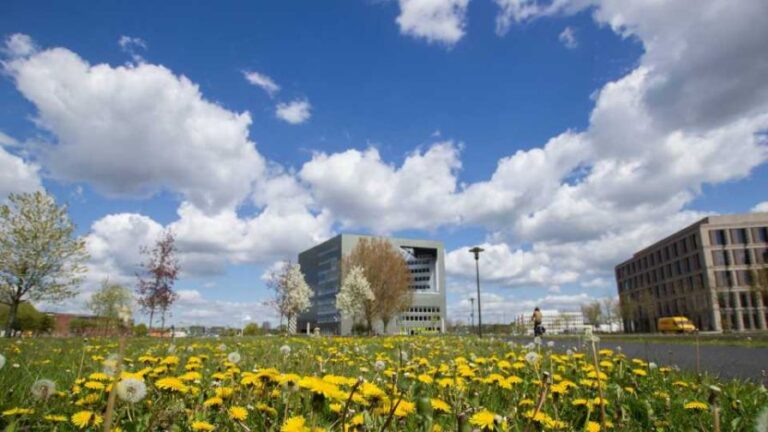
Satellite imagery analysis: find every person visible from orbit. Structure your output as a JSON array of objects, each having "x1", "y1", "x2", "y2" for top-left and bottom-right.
[{"x1": 531, "y1": 307, "x2": 545, "y2": 337}]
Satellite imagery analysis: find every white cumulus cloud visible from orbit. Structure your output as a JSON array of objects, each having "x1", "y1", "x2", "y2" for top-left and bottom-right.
[
  {"x1": 275, "y1": 99, "x2": 312, "y2": 124},
  {"x1": 243, "y1": 70, "x2": 280, "y2": 97},
  {"x1": 396, "y1": 0, "x2": 470, "y2": 45}
]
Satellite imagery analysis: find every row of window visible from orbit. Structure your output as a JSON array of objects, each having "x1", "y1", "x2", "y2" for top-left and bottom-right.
[
  {"x1": 710, "y1": 227, "x2": 768, "y2": 246},
  {"x1": 718, "y1": 291, "x2": 766, "y2": 309},
  {"x1": 410, "y1": 284, "x2": 433, "y2": 290},
  {"x1": 410, "y1": 268, "x2": 431, "y2": 273},
  {"x1": 401, "y1": 315, "x2": 441, "y2": 322},
  {"x1": 712, "y1": 248, "x2": 768, "y2": 266},
  {"x1": 647, "y1": 274, "x2": 706, "y2": 298},
  {"x1": 714, "y1": 270, "x2": 760, "y2": 287},
  {"x1": 617, "y1": 233, "x2": 700, "y2": 278},
  {"x1": 406, "y1": 306, "x2": 441, "y2": 313},
  {"x1": 720, "y1": 311, "x2": 767, "y2": 330},
  {"x1": 620, "y1": 254, "x2": 702, "y2": 291},
  {"x1": 412, "y1": 276, "x2": 431, "y2": 282}
]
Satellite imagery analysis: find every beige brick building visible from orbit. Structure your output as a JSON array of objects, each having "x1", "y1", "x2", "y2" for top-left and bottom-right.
[{"x1": 615, "y1": 213, "x2": 768, "y2": 333}]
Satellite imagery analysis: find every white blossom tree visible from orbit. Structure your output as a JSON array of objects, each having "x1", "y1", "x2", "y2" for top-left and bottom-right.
[
  {"x1": 336, "y1": 265, "x2": 374, "y2": 323},
  {"x1": 268, "y1": 261, "x2": 312, "y2": 334}
]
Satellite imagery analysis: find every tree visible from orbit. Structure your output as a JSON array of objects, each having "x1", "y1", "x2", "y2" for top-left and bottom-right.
[
  {"x1": 581, "y1": 301, "x2": 603, "y2": 329},
  {"x1": 343, "y1": 238, "x2": 411, "y2": 334},
  {"x1": 136, "y1": 230, "x2": 180, "y2": 333},
  {"x1": 601, "y1": 297, "x2": 620, "y2": 331},
  {"x1": 267, "y1": 261, "x2": 312, "y2": 334},
  {"x1": 243, "y1": 322, "x2": 260, "y2": 336},
  {"x1": 133, "y1": 323, "x2": 148, "y2": 337},
  {"x1": 336, "y1": 265, "x2": 375, "y2": 324},
  {"x1": 0, "y1": 302, "x2": 53, "y2": 334},
  {"x1": 87, "y1": 280, "x2": 132, "y2": 334},
  {"x1": 0, "y1": 191, "x2": 88, "y2": 337}
]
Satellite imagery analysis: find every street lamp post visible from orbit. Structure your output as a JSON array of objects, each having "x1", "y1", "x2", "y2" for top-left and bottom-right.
[{"x1": 469, "y1": 246, "x2": 484, "y2": 337}]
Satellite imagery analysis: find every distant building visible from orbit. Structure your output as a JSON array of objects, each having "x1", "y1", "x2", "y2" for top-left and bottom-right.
[
  {"x1": 187, "y1": 326, "x2": 206, "y2": 337},
  {"x1": 616, "y1": 213, "x2": 768, "y2": 333},
  {"x1": 297, "y1": 234, "x2": 446, "y2": 335},
  {"x1": 515, "y1": 310, "x2": 584, "y2": 335},
  {"x1": 47, "y1": 312, "x2": 126, "y2": 337}
]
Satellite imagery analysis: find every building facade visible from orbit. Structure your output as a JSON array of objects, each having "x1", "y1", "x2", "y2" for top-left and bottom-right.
[
  {"x1": 297, "y1": 234, "x2": 446, "y2": 335},
  {"x1": 615, "y1": 213, "x2": 768, "y2": 333}
]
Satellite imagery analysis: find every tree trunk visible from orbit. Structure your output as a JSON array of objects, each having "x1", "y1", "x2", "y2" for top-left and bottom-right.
[
  {"x1": 148, "y1": 308, "x2": 155, "y2": 332},
  {"x1": 381, "y1": 317, "x2": 390, "y2": 335},
  {"x1": 4, "y1": 300, "x2": 19, "y2": 338},
  {"x1": 160, "y1": 311, "x2": 166, "y2": 336}
]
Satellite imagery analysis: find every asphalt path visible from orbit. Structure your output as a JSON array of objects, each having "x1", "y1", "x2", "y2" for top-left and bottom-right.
[{"x1": 509, "y1": 337, "x2": 768, "y2": 382}]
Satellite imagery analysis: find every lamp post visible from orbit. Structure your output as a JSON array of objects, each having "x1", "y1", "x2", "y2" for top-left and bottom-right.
[{"x1": 469, "y1": 246, "x2": 484, "y2": 337}]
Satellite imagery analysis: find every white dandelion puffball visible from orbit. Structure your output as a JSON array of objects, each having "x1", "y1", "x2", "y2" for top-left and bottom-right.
[
  {"x1": 279, "y1": 345, "x2": 291, "y2": 356},
  {"x1": 117, "y1": 378, "x2": 147, "y2": 403},
  {"x1": 31, "y1": 379, "x2": 56, "y2": 400},
  {"x1": 525, "y1": 352, "x2": 540, "y2": 365},
  {"x1": 566, "y1": 349, "x2": 574, "y2": 356},
  {"x1": 374, "y1": 360, "x2": 386, "y2": 371},
  {"x1": 524, "y1": 342, "x2": 535, "y2": 350},
  {"x1": 547, "y1": 341, "x2": 555, "y2": 348},
  {"x1": 227, "y1": 352, "x2": 242, "y2": 364},
  {"x1": 218, "y1": 344, "x2": 227, "y2": 352},
  {"x1": 103, "y1": 355, "x2": 119, "y2": 377},
  {"x1": 648, "y1": 362, "x2": 658, "y2": 370},
  {"x1": 0, "y1": 354, "x2": 5, "y2": 370},
  {"x1": 533, "y1": 336, "x2": 542, "y2": 345},
  {"x1": 167, "y1": 344, "x2": 177, "y2": 354}
]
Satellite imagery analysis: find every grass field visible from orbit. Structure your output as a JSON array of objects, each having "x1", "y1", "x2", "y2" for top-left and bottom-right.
[{"x1": 0, "y1": 335, "x2": 766, "y2": 431}]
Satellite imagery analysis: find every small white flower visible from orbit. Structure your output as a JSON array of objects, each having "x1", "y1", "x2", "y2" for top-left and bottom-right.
[
  {"x1": 117, "y1": 378, "x2": 147, "y2": 403},
  {"x1": 400, "y1": 352, "x2": 409, "y2": 362},
  {"x1": 648, "y1": 362, "x2": 658, "y2": 370},
  {"x1": 533, "y1": 336, "x2": 542, "y2": 345},
  {"x1": 374, "y1": 360, "x2": 386, "y2": 371},
  {"x1": 218, "y1": 344, "x2": 227, "y2": 352},
  {"x1": 525, "y1": 352, "x2": 540, "y2": 365},
  {"x1": 227, "y1": 352, "x2": 242, "y2": 364},
  {"x1": 566, "y1": 349, "x2": 574, "y2": 356},
  {"x1": 547, "y1": 341, "x2": 555, "y2": 348},
  {"x1": 0, "y1": 354, "x2": 5, "y2": 370},
  {"x1": 12, "y1": 363, "x2": 20, "y2": 368},
  {"x1": 279, "y1": 345, "x2": 291, "y2": 356},
  {"x1": 616, "y1": 346, "x2": 622, "y2": 353},
  {"x1": 31, "y1": 379, "x2": 56, "y2": 400},
  {"x1": 167, "y1": 344, "x2": 177, "y2": 354}
]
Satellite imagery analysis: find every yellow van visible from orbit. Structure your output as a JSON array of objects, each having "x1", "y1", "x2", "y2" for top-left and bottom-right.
[{"x1": 658, "y1": 316, "x2": 697, "y2": 334}]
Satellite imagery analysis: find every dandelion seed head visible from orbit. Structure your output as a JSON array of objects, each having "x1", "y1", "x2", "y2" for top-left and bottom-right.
[
  {"x1": 31, "y1": 379, "x2": 56, "y2": 400},
  {"x1": 279, "y1": 345, "x2": 291, "y2": 356},
  {"x1": 374, "y1": 360, "x2": 386, "y2": 371},
  {"x1": 227, "y1": 352, "x2": 242, "y2": 364},
  {"x1": 116, "y1": 378, "x2": 147, "y2": 403}
]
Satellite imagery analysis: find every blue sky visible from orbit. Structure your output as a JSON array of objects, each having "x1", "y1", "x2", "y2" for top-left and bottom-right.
[{"x1": 1, "y1": 0, "x2": 767, "y2": 327}]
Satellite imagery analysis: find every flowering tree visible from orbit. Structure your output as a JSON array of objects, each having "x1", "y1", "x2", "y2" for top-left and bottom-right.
[
  {"x1": 0, "y1": 192, "x2": 88, "y2": 337},
  {"x1": 336, "y1": 265, "x2": 374, "y2": 323},
  {"x1": 136, "y1": 230, "x2": 179, "y2": 333},
  {"x1": 268, "y1": 261, "x2": 312, "y2": 334}
]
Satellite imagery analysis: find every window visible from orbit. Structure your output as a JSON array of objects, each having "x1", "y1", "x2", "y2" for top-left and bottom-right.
[
  {"x1": 718, "y1": 293, "x2": 727, "y2": 308},
  {"x1": 756, "y1": 248, "x2": 768, "y2": 264},
  {"x1": 731, "y1": 228, "x2": 748, "y2": 244},
  {"x1": 710, "y1": 230, "x2": 727, "y2": 246},
  {"x1": 736, "y1": 270, "x2": 753, "y2": 286},
  {"x1": 715, "y1": 271, "x2": 732, "y2": 287},
  {"x1": 691, "y1": 234, "x2": 699, "y2": 249},
  {"x1": 690, "y1": 254, "x2": 701, "y2": 270},
  {"x1": 712, "y1": 250, "x2": 730, "y2": 266},
  {"x1": 733, "y1": 249, "x2": 751, "y2": 265},
  {"x1": 752, "y1": 227, "x2": 768, "y2": 243},
  {"x1": 740, "y1": 292, "x2": 750, "y2": 308}
]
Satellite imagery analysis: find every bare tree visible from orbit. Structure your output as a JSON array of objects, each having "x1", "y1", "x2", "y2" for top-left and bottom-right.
[
  {"x1": 0, "y1": 192, "x2": 88, "y2": 337},
  {"x1": 136, "y1": 230, "x2": 179, "y2": 333},
  {"x1": 343, "y1": 238, "x2": 411, "y2": 334},
  {"x1": 581, "y1": 301, "x2": 603, "y2": 329},
  {"x1": 87, "y1": 279, "x2": 132, "y2": 335}
]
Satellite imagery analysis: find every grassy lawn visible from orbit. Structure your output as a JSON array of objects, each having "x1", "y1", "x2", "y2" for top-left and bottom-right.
[{"x1": 0, "y1": 335, "x2": 766, "y2": 431}]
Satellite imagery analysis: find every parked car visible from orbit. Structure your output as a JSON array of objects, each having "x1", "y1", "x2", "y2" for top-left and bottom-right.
[{"x1": 657, "y1": 316, "x2": 697, "y2": 334}]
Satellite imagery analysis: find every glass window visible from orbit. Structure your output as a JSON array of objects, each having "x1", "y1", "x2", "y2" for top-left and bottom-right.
[
  {"x1": 712, "y1": 250, "x2": 730, "y2": 266},
  {"x1": 733, "y1": 249, "x2": 751, "y2": 265},
  {"x1": 710, "y1": 229, "x2": 727, "y2": 246},
  {"x1": 730, "y1": 228, "x2": 747, "y2": 244},
  {"x1": 740, "y1": 292, "x2": 750, "y2": 308},
  {"x1": 736, "y1": 270, "x2": 753, "y2": 286},
  {"x1": 756, "y1": 248, "x2": 768, "y2": 264},
  {"x1": 753, "y1": 227, "x2": 768, "y2": 243},
  {"x1": 715, "y1": 271, "x2": 732, "y2": 287},
  {"x1": 691, "y1": 234, "x2": 699, "y2": 249}
]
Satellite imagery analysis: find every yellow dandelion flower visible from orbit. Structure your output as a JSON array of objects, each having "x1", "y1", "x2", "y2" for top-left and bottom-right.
[
  {"x1": 191, "y1": 420, "x2": 216, "y2": 431},
  {"x1": 203, "y1": 396, "x2": 224, "y2": 408},
  {"x1": 431, "y1": 398, "x2": 451, "y2": 413},
  {"x1": 281, "y1": 415, "x2": 309, "y2": 432},
  {"x1": 2, "y1": 408, "x2": 34, "y2": 417},
  {"x1": 155, "y1": 377, "x2": 187, "y2": 393},
  {"x1": 71, "y1": 410, "x2": 103, "y2": 429},
  {"x1": 470, "y1": 410, "x2": 496, "y2": 431},
  {"x1": 632, "y1": 368, "x2": 647, "y2": 377},
  {"x1": 229, "y1": 406, "x2": 248, "y2": 421},
  {"x1": 684, "y1": 401, "x2": 708, "y2": 411},
  {"x1": 587, "y1": 420, "x2": 601, "y2": 432},
  {"x1": 44, "y1": 414, "x2": 68, "y2": 422}
]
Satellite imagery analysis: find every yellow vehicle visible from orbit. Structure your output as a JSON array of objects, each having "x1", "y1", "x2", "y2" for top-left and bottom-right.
[{"x1": 658, "y1": 316, "x2": 697, "y2": 334}]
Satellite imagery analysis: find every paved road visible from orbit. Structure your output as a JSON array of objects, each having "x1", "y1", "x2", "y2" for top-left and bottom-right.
[{"x1": 509, "y1": 337, "x2": 768, "y2": 382}]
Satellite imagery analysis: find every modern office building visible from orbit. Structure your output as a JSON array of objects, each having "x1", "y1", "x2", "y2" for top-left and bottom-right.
[
  {"x1": 297, "y1": 234, "x2": 446, "y2": 335},
  {"x1": 615, "y1": 213, "x2": 768, "y2": 333}
]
